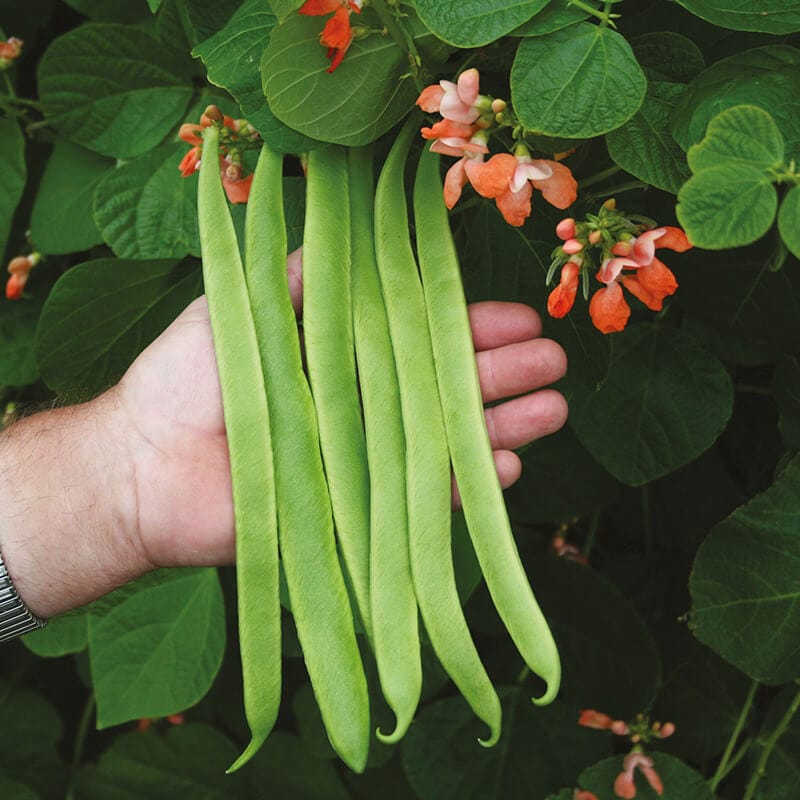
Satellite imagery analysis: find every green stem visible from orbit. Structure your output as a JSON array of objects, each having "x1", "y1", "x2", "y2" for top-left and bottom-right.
[
  {"x1": 3, "y1": 72, "x2": 17, "y2": 99},
  {"x1": 369, "y1": 0, "x2": 425, "y2": 92},
  {"x1": 65, "y1": 692, "x2": 95, "y2": 800},
  {"x1": 567, "y1": 0, "x2": 618, "y2": 28},
  {"x1": 710, "y1": 679, "x2": 759, "y2": 792},
  {"x1": 588, "y1": 180, "x2": 649, "y2": 200},
  {"x1": 516, "y1": 665, "x2": 532, "y2": 685},
  {"x1": 742, "y1": 682, "x2": 800, "y2": 800},
  {"x1": 578, "y1": 164, "x2": 622, "y2": 191},
  {"x1": 582, "y1": 511, "x2": 601, "y2": 558}
]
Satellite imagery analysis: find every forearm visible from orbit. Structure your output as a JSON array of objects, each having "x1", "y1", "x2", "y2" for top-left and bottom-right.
[{"x1": 0, "y1": 389, "x2": 150, "y2": 618}]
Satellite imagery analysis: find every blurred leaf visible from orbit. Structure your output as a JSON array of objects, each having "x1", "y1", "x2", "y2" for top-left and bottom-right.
[
  {"x1": 415, "y1": 0, "x2": 549, "y2": 47},
  {"x1": 528, "y1": 556, "x2": 661, "y2": 719},
  {"x1": 511, "y1": 0, "x2": 596, "y2": 37},
  {"x1": 672, "y1": 46, "x2": 800, "y2": 161},
  {"x1": 568, "y1": 324, "x2": 733, "y2": 486},
  {"x1": 30, "y1": 140, "x2": 113, "y2": 255},
  {"x1": 0, "y1": 778, "x2": 38, "y2": 800},
  {"x1": 773, "y1": 356, "x2": 800, "y2": 450},
  {"x1": 39, "y1": 24, "x2": 194, "y2": 158},
  {"x1": 35, "y1": 257, "x2": 202, "y2": 395},
  {"x1": 0, "y1": 117, "x2": 26, "y2": 260},
  {"x1": 511, "y1": 24, "x2": 646, "y2": 138},
  {"x1": 90, "y1": 569, "x2": 225, "y2": 728},
  {"x1": 94, "y1": 142, "x2": 200, "y2": 260},
  {"x1": 507, "y1": 426, "x2": 619, "y2": 525},
  {"x1": 606, "y1": 82, "x2": 691, "y2": 195},
  {"x1": 0, "y1": 298, "x2": 41, "y2": 387},
  {"x1": 193, "y1": 0, "x2": 317, "y2": 153},
  {"x1": 75, "y1": 724, "x2": 246, "y2": 799},
  {"x1": 675, "y1": 0, "x2": 800, "y2": 34},
  {"x1": 401, "y1": 691, "x2": 611, "y2": 800},
  {"x1": 178, "y1": 0, "x2": 243, "y2": 46},
  {"x1": 690, "y1": 453, "x2": 800, "y2": 684},
  {"x1": 579, "y1": 753, "x2": 713, "y2": 799},
  {"x1": 630, "y1": 32, "x2": 705, "y2": 82},
  {"x1": 778, "y1": 185, "x2": 800, "y2": 261},
  {"x1": 63, "y1": 0, "x2": 151, "y2": 22}
]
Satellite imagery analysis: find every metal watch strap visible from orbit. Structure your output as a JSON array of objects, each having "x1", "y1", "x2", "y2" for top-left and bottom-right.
[{"x1": 0, "y1": 551, "x2": 47, "y2": 643}]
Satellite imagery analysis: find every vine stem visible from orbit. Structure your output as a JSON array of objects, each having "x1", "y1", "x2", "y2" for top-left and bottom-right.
[
  {"x1": 710, "y1": 679, "x2": 759, "y2": 792},
  {"x1": 577, "y1": 164, "x2": 622, "y2": 191},
  {"x1": 742, "y1": 682, "x2": 800, "y2": 800},
  {"x1": 65, "y1": 692, "x2": 96, "y2": 800},
  {"x1": 369, "y1": 0, "x2": 425, "y2": 92}
]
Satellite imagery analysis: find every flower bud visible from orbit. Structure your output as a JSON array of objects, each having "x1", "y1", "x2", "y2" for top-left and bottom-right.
[
  {"x1": 588, "y1": 229, "x2": 602, "y2": 245},
  {"x1": 200, "y1": 105, "x2": 223, "y2": 127},
  {"x1": 556, "y1": 218, "x2": 576, "y2": 240},
  {"x1": 562, "y1": 239, "x2": 583, "y2": 255},
  {"x1": 491, "y1": 98, "x2": 507, "y2": 114},
  {"x1": 602, "y1": 197, "x2": 616, "y2": 211},
  {"x1": 659, "y1": 722, "x2": 676, "y2": 738},
  {"x1": 610, "y1": 720, "x2": 630, "y2": 736}
]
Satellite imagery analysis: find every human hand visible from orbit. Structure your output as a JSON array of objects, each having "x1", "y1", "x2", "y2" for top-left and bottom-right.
[{"x1": 120, "y1": 248, "x2": 567, "y2": 570}]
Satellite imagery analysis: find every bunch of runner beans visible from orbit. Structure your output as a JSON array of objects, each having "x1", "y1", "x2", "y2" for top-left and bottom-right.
[{"x1": 196, "y1": 118, "x2": 560, "y2": 774}]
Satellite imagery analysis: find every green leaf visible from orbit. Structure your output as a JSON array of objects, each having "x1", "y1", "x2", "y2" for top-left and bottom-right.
[
  {"x1": 511, "y1": 24, "x2": 647, "y2": 139},
  {"x1": 415, "y1": 0, "x2": 549, "y2": 47},
  {"x1": 0, "y1": 298, "x2": 41, "y2": 387},
  {"x1": 675, "y1": 0, "x2": 800, "y2": 34},
  {"x1": 778, "y1": 184, "x2": 800, "y2": 260},
  {"x1": 0, "y1": 779, "x2": 37, "y2": 800},
  {"x1": 267, "y1": 0, "x2": 303, "y2": 22},
  {"x1": 511, "y1": 0, "x2": 596, "y2": 37},
  {"x1": 677, "y1": 164, "x2": 778, "y2": 250},
  {"x1": 630, "y1": 32, "x2": 705, "y2": 83},
  {"x1": 263, "y1": 12, "x2": 447, "y2": 146},
  {"x1": 773, "y1": 356, "x2": 800, "y2": 450},
  {"x1": 245, "y1": 731, "x2": 353, "y2": 799},
  {"x1": 23, "y1": 609, "x2": 89, "y2": 657},
  {"x1": 671, "y1": 46, "x2": 800, "y2": 162},
  {"x1": 147, "y1": 0, "x2": 163, "y2": 11},
  {"x1": 751, "y1": 691, "x2": 800, "y2": 800},
  {"x1": 94, "y1": 142, "x2": 200, "y2": 260},
  {"x1": 569, "y1": 325, "x2": 733, "y2": 486},
  {"x1": 401, "y1": 692, "x2": 611, "y2": 800},
  {"x1": 690, "y1": 453, "x2": 800, "y2": 684},
  {"x1": 687, "y1": 105, "x2": 785, "y2": 173},
  {"x1": 39, "y1": 23, "x2": 194, "y2": 158},
  {"x1": 178, "y1": 0, "x2": 244, "y2": 47},
  {"x1": 606, "y1": 82, "x2": 691, "y2": 195},
  {"x1": 35, "y1": 258, "x2": 202, "y2": 395},
  {"x1": 29, "y1": 140, "x2": 113, "y2": 255},
  {"x1": 579, "y1": 753, "x2": 714, "y2": 799},
  {"x1": 193, "y1": 0, "x2": 318, "y2": 153},
  {"x1": 75, "y1": 724, "x2": 247, "y2": 799},
  {"x1": 0, "y1": 117, "x2": 26, "y2": 259},
  {"x1": 63, "y1": 0, "x2": 151, "y2": 22},
  {"x1": 90, "y1": 569, "x2": 225, "y2": 728},
  {"x1": 528, "y1": 556, "x2": 661, "y2": 718}
]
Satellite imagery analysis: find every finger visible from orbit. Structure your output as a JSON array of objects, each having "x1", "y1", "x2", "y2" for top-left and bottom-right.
[
  {"x1": 484, "y1": 389, "x2": 568, "y2": 451},
  {"x1": 477, "y1": 338, "x2": 567, "y2": 404},
  {"x1": 452, "y1": 449, "x2": 522, "y2": 509},
  {"x1": 287, "y1": 246, "x2": 303, "y2": 316},
  {"x1": 467, "y1": 301, "x2": 542, "y2": 351}
]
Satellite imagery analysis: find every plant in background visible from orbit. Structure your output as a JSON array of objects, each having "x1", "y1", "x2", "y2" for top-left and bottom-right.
[{"x1": 2, "y1": 0, "x2": 800, "y2": 798}]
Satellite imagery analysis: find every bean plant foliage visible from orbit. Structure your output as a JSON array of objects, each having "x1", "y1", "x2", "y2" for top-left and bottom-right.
[{"x1": 1, "y1": 0, "x2": 800, "y2": 798}]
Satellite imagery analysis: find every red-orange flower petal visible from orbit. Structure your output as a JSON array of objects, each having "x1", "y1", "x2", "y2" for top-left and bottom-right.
[
  {"x1": 495, "y1": 181, "x2": 532, "y2": 227},
  {"x1": 299, "y1": 0, "x2": 341, "y2": 15},
  {"x1": 420, "y1": 119, "x2": 476, "y2": 141},
  {"x1": 656, "y1": 225, "x2": 692, "y2": 252},
  {"x1": 547, "y1": 260, "x2": 580, "y2": 318},
  {"x1": 578, "y1": 709, "x2": 615, "y2": 730},
  {"x1": 178, "y1": 123, "x2": 203, "y2": 145},
  {"x1": 589, "y1": 281, "x2": 630, "y2": 334},
  {"x1": 223, "y1": 173, "x2": 254, "y2": 204},
  {"x1": 320, "y1": 6, "x2": 352, "y2": 49},
  {"x1": 464, "y1": 153, "x2": 517, "y2": 199},
  {"x1": 178, "y1": 145, "x2": 201, "y2": 177},
  {"x1": 443, "y1": 157, "x2": 468, "y2": 209},
  {"x1": 416, "y1": 84, "x2": 445, "y2": 112},
  {"x1": 5, "y1": 272, "x2": 26, "y2": 300},
  {"x1": 622, "y1": 257, "x2": 678, "y2": 311},
  {"x1": 531, "y1": 160, "x2": 577, "y2": 209}
]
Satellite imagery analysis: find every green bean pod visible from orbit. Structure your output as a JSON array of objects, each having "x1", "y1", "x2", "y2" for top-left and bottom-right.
[
  {"x1": 303, "y1": 146, "x2": 372, "y2": 639},
  {"x1": 349, "y1": 145, "x2": 421, "y2": 743},
  {"x1": 244, "y1": 141, "x2": 370, "y2": 772},
  {"x1": 374, "y1": 119, "x2": 502, "y2": 746},
  {"x1": 412, "y1": 146, "x2": 561, "y2": 704},
  {"x1": 197, "y1": 126, "x2": 281, "y2": 772}
]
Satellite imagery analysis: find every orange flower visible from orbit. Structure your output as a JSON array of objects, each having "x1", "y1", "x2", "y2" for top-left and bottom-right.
[
  {"x1": 0, "y1": 37, "x2": 22, "y2": 66},
  {"x1": 221, "y1": 158, "x2": 254, "y2": 204},
  {"x1": 416, "y1": 69, "x2": 482, "y2": 123},
  {"x1": 614, "y1": 751, "x2": 663, "y2": 798},
  {"x1": 299, "y1": 0, "x2": 362, "y2": 73},
  {"x1": 548, "y1": 257, "x2": 581, "y2": 319},
  {"x1": 178, "y1": 145, "x2": 201, "y2": 177},
  {"x1": 578, "y1": 709, "x2": 617, "y2": 730},
  {"x1": 5, "y1": 254, "x2": 39, "y2": 300}
]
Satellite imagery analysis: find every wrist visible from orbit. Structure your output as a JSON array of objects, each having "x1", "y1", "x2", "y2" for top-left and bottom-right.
[{"x1": 0, "y1": 388, "x2": 152, "y2": 618}]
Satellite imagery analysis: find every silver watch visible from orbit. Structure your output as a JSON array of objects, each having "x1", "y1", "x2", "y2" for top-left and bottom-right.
[{"x1": 0, "y1": 551, "x2": 47, "y2": 643}]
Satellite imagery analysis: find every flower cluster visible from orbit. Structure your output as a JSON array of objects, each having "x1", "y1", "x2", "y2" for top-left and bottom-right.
[
  {"x1": 547, "y1": 200, "x2": 692, "y2": 334},
  {"x1": 178, "y1": 105, "x2": 260, "y2": 204},
  {"x1": 0, "y1": 37, "x2": 23, "y2": 69},
  {"x1": 299, "y1": 0, "x2": 364, "y2": 72},
  {"x1": 578, "y1": 709, "x2": 676, "y2": 798},
  {"x1": 5, "y1": 252, "x2": 41, "y2": 300},
  {"x1": 415, "y1": 69, "x2": 577, "y2": 227}
]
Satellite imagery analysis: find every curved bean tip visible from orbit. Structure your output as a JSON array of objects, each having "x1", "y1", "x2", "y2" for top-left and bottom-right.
[
  {"x1": 530, "y1": 675, "x2": 561, "y2": 707},
  {"x1": 226, "y1": 736, "x2": 265, "y2": 773},
  {"x1": 477, "y1": 724, "x2": 501, "y2": 748},
  {"x1": 375, "y1": 715, "x2": 411, "y2": 745}
]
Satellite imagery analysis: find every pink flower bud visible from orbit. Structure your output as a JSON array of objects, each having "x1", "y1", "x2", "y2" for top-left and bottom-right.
[
  {"x1": 491, "y1": 98, "x2": 507, "y2": 113},
  {"x1": 659, "y1": 722, "x2": 675, "y2": 738},
  {"x1": 588, "y1": 229, "x2": 602, "y2": 245},
  {"x1": 556, "y1": 218, "x2": 576, "y2": 240},
  {"x1": 611, "y1": 720, "x2": 630, "y2": 736},
  {"x1": 562, "y1": 238, "x2": 583, "y2": 254}
]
